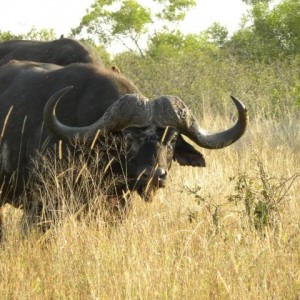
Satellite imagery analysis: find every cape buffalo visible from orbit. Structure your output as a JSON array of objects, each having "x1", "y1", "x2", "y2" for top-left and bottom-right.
[
  {"x1": 0, "y1": 60, "x2": 248, "y2": 238},
  {"x1": 0, "y1": 38, "x2": 102, "y2": 66}
]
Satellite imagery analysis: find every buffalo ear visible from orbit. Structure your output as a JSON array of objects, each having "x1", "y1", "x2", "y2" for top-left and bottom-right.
[{"x1": 174, "y1": 135, "x2": 206, "y2": 167}]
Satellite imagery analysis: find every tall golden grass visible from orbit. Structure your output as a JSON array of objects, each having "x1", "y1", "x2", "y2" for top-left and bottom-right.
[{"x1": 0, "y1": 111, "x2": 299, "y2": 299}]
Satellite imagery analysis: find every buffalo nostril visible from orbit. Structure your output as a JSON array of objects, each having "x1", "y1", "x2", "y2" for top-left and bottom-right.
[
  {"x1": 138, "y1": 167, "x2": 167, "y2": 182},
  {"x1": 155, "y1": 167, "x2": 167, "y2": 181}
]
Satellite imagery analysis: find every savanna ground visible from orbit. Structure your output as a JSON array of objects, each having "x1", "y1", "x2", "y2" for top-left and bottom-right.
[{"x1": 0, "y1": 53, "x2": 300, "y2": 299}]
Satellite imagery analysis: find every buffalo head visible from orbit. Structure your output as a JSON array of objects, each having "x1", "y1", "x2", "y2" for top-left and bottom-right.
[{"x1": 43, "y1": 87, "x2": 248, "y2": 202}]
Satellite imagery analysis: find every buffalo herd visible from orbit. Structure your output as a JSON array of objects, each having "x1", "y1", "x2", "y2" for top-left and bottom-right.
[{"x1": 0, "y1": 38, "x2": 248, "y2": 239}]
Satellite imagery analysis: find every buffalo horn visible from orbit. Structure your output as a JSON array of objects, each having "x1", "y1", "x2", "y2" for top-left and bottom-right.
[
  {"x1": 150, "y1": 95, "x2": 248, "y2": 149},
  {"x1": 44, "y1": 87, "x2": 248, "y2": 149},
  {"x1": 44, "y1": 88, "x2": 152, "y2": 140}
]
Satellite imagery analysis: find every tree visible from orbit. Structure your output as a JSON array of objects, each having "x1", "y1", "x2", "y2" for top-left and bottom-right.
[
  {"x1": 72, "y1": 0, "x2": 196, "y2": 56},
  {"x1": 0, "y1": 27, "x2": 56, "y2": 42},
  {"x1": 147, "y1": 30, "x2": 217, "y2": 59},
  {"x1": 203, "y1": 22, "x2": 229, "y2": 47},
  {"x1": 227, "y1": 0, "x2": 300, "y2": 61},
  {"x1": 241, "y1": 0, "x2": 273, "y2": 4},
  {"x1": 154, "y1": 0, "x2": 197, "y2": 22},
  {"x1": 0, "y1": 31, "x2": 22, "y2": 42},
  {"x1": 253, "y1": 0, "x2": 300, "y2": 56},
  {"x1": 22, "y1": 27, "x2": 56, "y2": 41}
]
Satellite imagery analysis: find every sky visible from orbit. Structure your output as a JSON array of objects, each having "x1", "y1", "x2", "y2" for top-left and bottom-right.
[{"x1": 0, "y1": 0, "x2": 249, "y2": 37}]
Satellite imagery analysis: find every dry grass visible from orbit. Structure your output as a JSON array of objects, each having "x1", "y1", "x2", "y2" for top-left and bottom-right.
[{"x1": 0, "y1": 114, "x2": 299, "y2": 299}]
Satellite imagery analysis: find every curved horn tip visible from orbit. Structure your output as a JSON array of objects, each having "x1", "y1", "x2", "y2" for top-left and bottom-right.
[
  {"x1": 61, "y1": 85, "x2": 74, "y2": 94},
  {"x1": 52, "y1": 86, "x2": 74, "y2": 106},
  {"x1": 44, "y1": 86, "x2": 74, "y2": 120},
  {"x1": 50, "y1": 85, "x2": 74, "y2": 101},
  {"x1": 230, "y1": 95, "x2": 247, "y2": 111}
]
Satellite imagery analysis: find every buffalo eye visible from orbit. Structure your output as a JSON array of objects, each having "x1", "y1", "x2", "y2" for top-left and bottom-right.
[{"x1": 162, "y1": 131, "x2": 178, "y2": 146}]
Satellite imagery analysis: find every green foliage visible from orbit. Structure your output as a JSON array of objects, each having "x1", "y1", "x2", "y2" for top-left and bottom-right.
[
  {"x1": 226, "y1": 28, "x2": 260, "y2": 60},
  {"x1": 228, "y1": 159, "x2": 299, "y2": 231},
  {"x1": 252, "y1": 0, "x2": 300, "y2": 55},
  {"x1": 179, "y1": 153, "x2": 299, "y2": 234},
  {"x1": 71, "y1": 0, "x2": 300, "y2": 63},
  {"x1": 227, "y1": 0, "x2": 300, "y2": 61},
  {"x1": 72, "y1": 0, "x2": 196, "y2": 55},
  {"x1": 154, "y1": 0, "x2": 196, "y2": 22},
  {"x1": 293, "y1": 81, "x2": 300, "y2": 108},
  {"x1": 72, "y1": 0, "x2": 152, "y2": 55},
  {"x1": 241, "y1": 0, "x2": 273, "y2": 4},
  {"x1": 22, "y1": 27, "x2": 56, "y2": 41},
  {"x1": 0, "y1": 27, "x2": 55, "y2": 42},
  {"x1": 111, "y1": 0, "x2": 152, "y2": 35},
  {"x1": 1, "y1": 1, "x2": 299, "y2": 115},
  {"x1": 113, "y1": 44, "x2": 300, "y2": 116},
  {"x1": 203, "y1": 22, "x2": 229, "y2": 47},
  {"x1": 0, "y1": 31, "x2": 23, "y2": 41},
  {"x1": 146, "y1": 30, "x2": 218, "y2": 58}
]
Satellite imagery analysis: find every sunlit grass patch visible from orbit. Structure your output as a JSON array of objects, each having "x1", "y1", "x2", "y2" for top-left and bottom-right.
[{"x1": 0, "y1": 99, "x2": 299, "y2": 299}]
